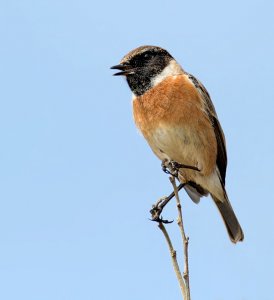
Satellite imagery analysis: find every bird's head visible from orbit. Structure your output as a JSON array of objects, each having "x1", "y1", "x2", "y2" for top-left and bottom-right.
[{"x1": 111, "y1": 45, "x2": 182, "y2": 96}]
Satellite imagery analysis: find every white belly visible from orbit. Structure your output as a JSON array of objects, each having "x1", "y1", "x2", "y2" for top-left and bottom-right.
[
  {"x1": 147, "y1": 124, "x2": 202, "y2": 170},
  {"x1": 145, "y1": 124, "x2": 224, "y2": 199}
]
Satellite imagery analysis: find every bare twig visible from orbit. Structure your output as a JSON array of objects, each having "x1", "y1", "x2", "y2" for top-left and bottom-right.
[
  {"x1": 158, "y1": 222, "x2": 187, "y2": 299},
  {"x1": 150, "y1": 176, "x2": 191, "y2": 300},
  {"x1": 170, "y1": 176, "x2": 191, "y2": 300}
]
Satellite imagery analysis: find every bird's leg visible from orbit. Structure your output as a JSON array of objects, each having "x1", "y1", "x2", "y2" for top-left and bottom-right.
[
  {"x1": 154, "y1": 159, "x2": 199, "y2": 223},
  {"x1": 162, "y1": 159, "x2": 200, "y2": 178},
  {"x1": 150, "y1": 183, "x2": 185, "y2": 223},
  {"x1": 170, "y1": 161, "x2": 200, "y2": 172}
]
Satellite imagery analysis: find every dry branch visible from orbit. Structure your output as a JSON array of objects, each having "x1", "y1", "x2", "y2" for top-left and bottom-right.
[
  {"x1": 151, "y1": 176, "x2": 191, "y2": 300},
  {"x1": 170, "y1": 176, "x2": 191, "y2": 300}
]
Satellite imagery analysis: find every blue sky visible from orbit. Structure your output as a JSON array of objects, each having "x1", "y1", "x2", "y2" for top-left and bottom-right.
[{"x1": 0, "y1": 0, "x2": 274, "y2": 299}]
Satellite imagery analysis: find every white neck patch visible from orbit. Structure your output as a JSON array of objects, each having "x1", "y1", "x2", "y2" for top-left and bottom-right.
[{"x1": 151, "y1": 59, "x2": 183, "y2": 88}]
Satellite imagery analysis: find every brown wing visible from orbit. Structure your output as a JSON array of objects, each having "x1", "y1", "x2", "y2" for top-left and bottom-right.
[{"x1": 187, "y1": 73, "x2": 227, "y2": 184}]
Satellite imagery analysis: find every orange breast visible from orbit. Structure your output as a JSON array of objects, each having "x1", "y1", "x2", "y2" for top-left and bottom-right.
[{"x1": 132, "y1": 74, "x2": 217, "y2": 176}]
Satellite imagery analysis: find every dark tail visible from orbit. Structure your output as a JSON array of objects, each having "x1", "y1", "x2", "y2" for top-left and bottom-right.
[{"x1": 212, "y1": 195, "x2": 244, "y2": 243}]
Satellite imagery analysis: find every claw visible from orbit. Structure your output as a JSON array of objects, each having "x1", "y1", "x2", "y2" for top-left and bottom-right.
[
  {"x1": 163, "y1": 167, "x2": 170, "y2": 175},
  {"x1": 161, "y1": 159, "x2": 170, "y2": 174},
  {"x1": 150, "y1": 183, "x2": 185, "y2": 225},
  {"x1": 150, "y1": 195, "x2": 174, "y2": 224},
  {"x1": 150, "y1": 215, "x2": 174, "y2": 224},
  {"x1": 159, "y1": 217, "x2": 174, "y2": 224}
]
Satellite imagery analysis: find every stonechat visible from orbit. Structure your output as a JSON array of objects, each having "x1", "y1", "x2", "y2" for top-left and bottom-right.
[{"x1": 111, "y1": 45, "x2": 244, "y2": 243}]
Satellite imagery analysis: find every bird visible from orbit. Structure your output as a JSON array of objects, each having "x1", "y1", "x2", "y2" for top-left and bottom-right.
[{"x1": 111, "y1": 45, "x2": 244, "y2": 243}]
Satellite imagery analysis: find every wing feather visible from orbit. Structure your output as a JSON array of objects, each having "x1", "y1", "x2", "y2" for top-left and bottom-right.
[{"x1": 187, "y1": 73, "x2": 227, "y2": 184}]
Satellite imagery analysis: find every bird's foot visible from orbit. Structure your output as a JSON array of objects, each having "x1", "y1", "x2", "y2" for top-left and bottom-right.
[
  {"x1": 150, "y1": 196, "x2": 174, "y2": 224},
  {"x1": 161, "y1": 159, "x2": 179, "y2": 177},
  {"x1": 161, "y1": 159, "x2": 200, "y2": 177},
  {"x1": 150, "y1": 183, "x2": 185, "y2": 224}
]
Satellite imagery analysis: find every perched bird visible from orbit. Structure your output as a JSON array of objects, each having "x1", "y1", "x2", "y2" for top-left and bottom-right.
[{"x1": 111, "y1": 45, "x2": 244, "y2": 243}]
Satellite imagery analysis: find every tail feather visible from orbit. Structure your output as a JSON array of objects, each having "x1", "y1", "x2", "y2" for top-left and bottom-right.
[
  {"x1": 184, "y1": 181, "x2": 209, "y2": 204},
  {"x1": 185, "y1": 185, "x2": 202, "y2": 204},
  {"x1": 212, "y1": 195, "x2": 244, "y2": 243}
]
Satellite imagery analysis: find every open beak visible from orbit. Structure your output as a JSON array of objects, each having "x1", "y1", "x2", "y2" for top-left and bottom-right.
[{"x1": 110, "y1": 64, "x2": 135, "y2": 76}]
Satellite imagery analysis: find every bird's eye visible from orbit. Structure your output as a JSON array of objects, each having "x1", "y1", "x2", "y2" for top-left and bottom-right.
[{"x1": 144, "y1": 53, "x2": 150, "y2": 59}]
